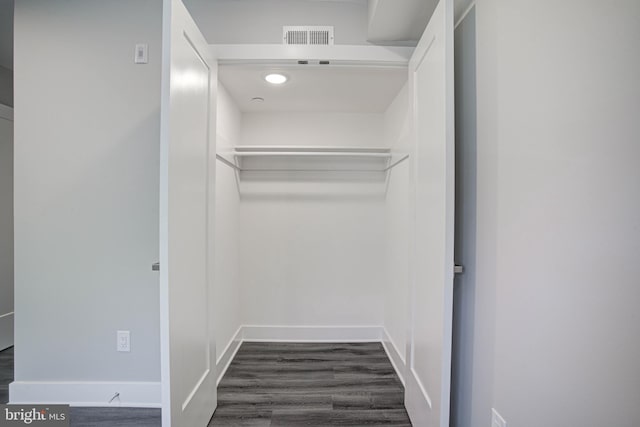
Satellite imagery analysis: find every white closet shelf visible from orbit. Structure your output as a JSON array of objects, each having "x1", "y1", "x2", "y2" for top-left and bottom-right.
[
  {"x1": 213, "y1": 44, "x2": 413, "y2": 66},
  {"x1": 216, "y1": 146, "x2": 408, "y2": 173}
]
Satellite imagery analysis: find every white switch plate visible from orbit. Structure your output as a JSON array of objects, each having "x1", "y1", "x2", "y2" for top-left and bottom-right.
[
  {"x1": 492, "y1": 408, "x2": 506, "y2": 427},
  {"x1": 134, "y1": 44, "x2": 148, "y2": 64},
  {"x1": 117, "y1": 330, "x2": 130, "y2": 352}
]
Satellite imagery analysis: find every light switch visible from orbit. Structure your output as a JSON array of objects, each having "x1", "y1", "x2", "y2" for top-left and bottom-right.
[{"x1": 135, "y1": 44, "x2": 148, "y2": 64}]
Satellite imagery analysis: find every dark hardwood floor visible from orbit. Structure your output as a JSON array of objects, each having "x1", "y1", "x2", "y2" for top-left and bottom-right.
[
  {"x1": 1, "y1": 342, "x2": 411, "y2": 426},
  {"x1": 69, "y1": 407, "x2": 161, "y2": 426},
  {"x1": 0, "y1": 346, "x2": 13, "y2": 404},
  {"x1": 210, "y1": 342, "x2": 412, "y2": 426}
]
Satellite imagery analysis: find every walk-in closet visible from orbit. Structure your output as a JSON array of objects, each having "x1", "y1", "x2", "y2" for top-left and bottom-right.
[
  {"x1": 158, "y1": 1, "x2": 454, "y2": 425},
  {"x1": 214, "y1": 62, "x2": 410, "y2": 342},
  {"x1": 210, "y1": 62, "x2": 412, "y2": 423}
]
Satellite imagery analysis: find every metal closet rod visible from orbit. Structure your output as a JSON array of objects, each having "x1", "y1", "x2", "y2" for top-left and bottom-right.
[
  {"x1": 233, "y1": 152, "x2": 391, "y2": 158},
  {"x1": 215, "y1": 153, "x2": 409, "y2": 173},
  {"x1": 234, "y1": 146, "x2": 391, "y2": 153}
]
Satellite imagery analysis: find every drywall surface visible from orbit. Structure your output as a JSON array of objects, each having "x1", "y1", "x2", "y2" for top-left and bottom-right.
[
  {"x1": 183, "y1": 0, "x2": 370, "y2": 45},
  {"x1": 383, "y1": 84, "x2": 410, "y2": 361},
  {"x1": 471, "y1": 0, "x2": 640, "y2": 426},
  {"x1": 238, "y1": 112, "x2": 386, "y2": 328},
  {"x1": 0, "y1": 66, "x2": 12, "y2": 107},
  {"x1": 240, "y1": 197, "x2": 386, "y2": 327},
  {"x1": 240, "y1": 112, "x2": 384, "y2": 148},
  {"x1": 214, "y1": 84, "x2": 242, "y2": 360},
  {"x1": 0, "y1": 109, "x2": 13, "y2": 350},
  {"x1": 13, "y1": 0, "x2": 162, "y2": 387},
  {"x1": 218, "y1": 84, "x2": 242, "y2": 154}
]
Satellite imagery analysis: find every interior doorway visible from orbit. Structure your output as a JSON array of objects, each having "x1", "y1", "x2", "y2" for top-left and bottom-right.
[{"x1": 0, "y1": 103, "x2": 13, "y2": 404}]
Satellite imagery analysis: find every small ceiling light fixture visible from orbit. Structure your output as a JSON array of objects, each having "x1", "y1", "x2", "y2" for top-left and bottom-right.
[
  {"x1": 251, "y1": 97, "x2": 265, "y2": 103},
  {"x1": 264, "y1": 73, "x2": 288, "y2": 85}
]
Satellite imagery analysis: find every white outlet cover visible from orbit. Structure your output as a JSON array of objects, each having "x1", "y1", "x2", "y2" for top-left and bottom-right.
[
  {"x1": 492, "y1": 408, "x2": 506, "y2": 427},
  {"x1": 117, "y1": 330, "x2": 131, "y2": 352}
]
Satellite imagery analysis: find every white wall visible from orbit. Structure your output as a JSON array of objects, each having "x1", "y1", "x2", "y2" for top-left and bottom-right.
[
  {"x1": 183, "y1": 0, "x2": 370, "y2": 45},
  {"x1": 238, "y1": 112, "x2": 387, "y2": 329},
  {"x1": 240, "y1": 112, "x2": 385, "y2": 148},
  {"x1": 467, "y1": 1, "x2": 640, "y2": 426},
  {"x1": 12, "y1": 0, "x2": 162, "y2": 405},
  {"x1": 239, "y1": 197, "x2": 386, "y2": 328},
  {"x1": 214, "y1": 84, "x2": 242, "y2": 372},
  {"x1": 382, "y1": 84, "x2": 410, "y2": 371},
  {"x1": 0, "y1": 106, "x2": 13, "y2": 351}
]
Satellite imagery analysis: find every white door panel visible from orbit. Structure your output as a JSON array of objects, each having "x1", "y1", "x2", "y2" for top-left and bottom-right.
[
  {"x1": 405, "y1": 0, "x2": 455, "y2": 426},
  {"x1": 160, "y1": 0, "x2": 217, "y2": 425}
]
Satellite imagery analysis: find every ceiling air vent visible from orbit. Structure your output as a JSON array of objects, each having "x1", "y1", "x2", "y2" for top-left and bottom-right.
[{"x1": 283, "y1": 26, "x2": 334, "y2": 46}]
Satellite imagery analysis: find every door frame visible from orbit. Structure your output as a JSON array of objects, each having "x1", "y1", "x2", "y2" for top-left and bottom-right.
[{"x1": 0, "y1": 103, "x2": 14, "y2": 352}]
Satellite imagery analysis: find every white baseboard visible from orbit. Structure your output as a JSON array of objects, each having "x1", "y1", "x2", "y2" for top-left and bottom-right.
[
  {"x1": 0, "y1": 312, "x2": 14, "y2": 351},
  {"x1": 381, "y1": 328, "x2": 406, "y2": 385},
  {"x1": 7, "y1": 325, "x2": 395, "y2": 408},
  {"x1": 9, "y1": 381, "x2": 161, "y2": 408},
  {"x1": 216, "y1": 326, "x2": 243, "y2": 385},
  {"x1": 241, "y1": 325, "x2": 383, "y2": 342}
]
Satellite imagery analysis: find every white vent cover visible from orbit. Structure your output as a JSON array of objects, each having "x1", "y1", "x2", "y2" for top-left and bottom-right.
[{"x1": 283, "y1": 26, "x2": 334, "y2": 45}]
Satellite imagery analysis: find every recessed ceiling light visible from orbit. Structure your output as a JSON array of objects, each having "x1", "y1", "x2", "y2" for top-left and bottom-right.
[
  {"x1": 251, "y1": 97, "x2": 265, "y2": 103},
  {"x1": 265, "y1": 73, "x2": 288, "y2": 85}
]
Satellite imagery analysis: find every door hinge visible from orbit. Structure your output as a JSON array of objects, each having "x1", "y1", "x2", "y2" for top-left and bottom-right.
[{"x1": 454, "y1": 264, "x2": 464, "y2": 274}]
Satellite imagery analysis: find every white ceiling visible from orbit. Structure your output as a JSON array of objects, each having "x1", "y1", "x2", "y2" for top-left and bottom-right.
[
  {"x1": 219, "y1": 64, "x2": 407, "y2": 113},
  {"x1": 367, "y1": 0, "x2": 475, "y2": 42},
  {"x1": 0, "y1": 0, "x2": 13, "y2": 70},
  {"x1": 367, "y1": 0, "x2": 437, "y2": 42}
]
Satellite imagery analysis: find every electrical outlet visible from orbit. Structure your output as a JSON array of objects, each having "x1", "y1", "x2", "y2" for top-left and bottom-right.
[
  {"x1": 492, "y1": 409, "x2": 506, "y2": 427},
  {"x1": 117, "y1": 331, "x2": 130, "y2": 352},
  {"x1": 134, "y1": 43, "x2": 148, "y2": 64}
]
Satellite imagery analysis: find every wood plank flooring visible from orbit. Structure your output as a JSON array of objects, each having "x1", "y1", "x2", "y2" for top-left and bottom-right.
[
  {"x1": 1, "y1": 342, "x2": 411, "y2": 426},
  {"x1": 69, "y1": 407, "x2": 161, "y2": 427},
  {"x1": 0, "y1": 346, "x2": 13, "y2": 404},
  {"x1": 210, "y1": 342, "x2": 412, "y2": 426}
]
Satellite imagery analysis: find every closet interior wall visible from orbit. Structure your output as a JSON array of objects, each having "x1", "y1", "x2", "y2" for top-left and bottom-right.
[
  {"x1": 214, "y1": 84, "x2": 243, "y2": 379},
  {"x1": 238, "y1": 111, "x2": 386, "y2": 331},
  {"x1": 382, "y1": 84, "x2": 411, "y2": 376},
  {"x1": 214, "y1": 74, "x2": 411, "y2": 373}
]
